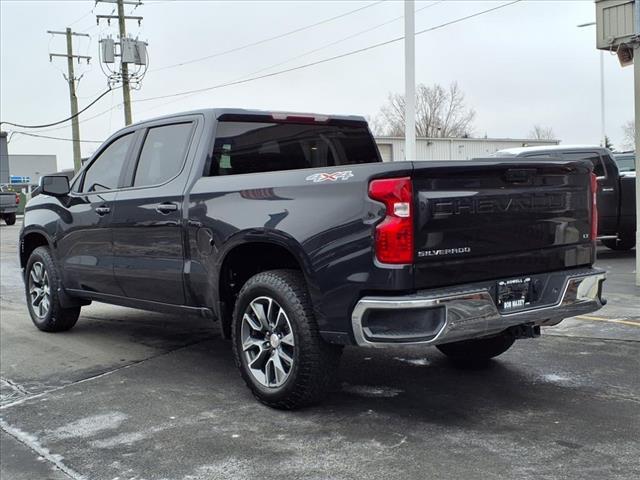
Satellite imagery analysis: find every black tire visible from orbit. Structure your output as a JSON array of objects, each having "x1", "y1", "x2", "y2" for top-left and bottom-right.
[
  {"x1": 25, "y1": 246, "x2": 80, "y2": 332},
  {"x1": 436, "y1": 330, "x2": 516, "y2": 364},
  {"x1": 4, "y1": 213, "x2": 16, "y2": 225},
  {"x1": 231, "y1": 269, "x2": 342, "y2": 409},
  {"x1": 601, "y1": 236, "x2": 635, "y2": 251}
]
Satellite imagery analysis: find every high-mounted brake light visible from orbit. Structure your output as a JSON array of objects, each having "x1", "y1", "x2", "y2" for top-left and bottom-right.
[
  {"x1": 590, "y1": 172, "x2": 598, "y2": 241},
  {"x1": 270, "y1": 113, "x2": 329, "y2": 123},
  {"x1": 368, "y1": 177, "x2": 413, "y2": 264}
]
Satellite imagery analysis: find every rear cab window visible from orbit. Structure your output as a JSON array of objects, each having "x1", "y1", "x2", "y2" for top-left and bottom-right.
[
  {"x1": 208, "y1": 119, "x2": 380, "y2": 176},
  {"x1": 562, "y1": 152, "x2": 606, "y2": 177}
]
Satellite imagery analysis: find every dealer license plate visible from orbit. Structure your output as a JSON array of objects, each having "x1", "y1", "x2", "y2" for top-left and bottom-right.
[{"x1": 496, "y1": 277, "x2": 531, "y2": 312}]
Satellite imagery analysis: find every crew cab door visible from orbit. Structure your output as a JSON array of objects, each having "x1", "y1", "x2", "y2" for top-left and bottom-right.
[
  {"x1": 562, "y1": 151, "x2": 619, "y2": 235},
  {"x1": 58, "y1": 132, "x2": 136, "y2": 295},
  {"x1": 110, "y1": 120, "x2": 197, "y2": 305}
]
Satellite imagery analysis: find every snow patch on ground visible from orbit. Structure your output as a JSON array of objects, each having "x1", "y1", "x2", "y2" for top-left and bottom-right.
[
  {"x1": 393, "y1": 357, "x2": 430, "y2": 366},
  {"x1": 180, "y1": 459, "x2": 255, "y2": 480},
  {"x1": 342, "y1": 383, "x2": 403, "y2": 398},
  {"x1": 0, "y1": 419, "x2": 87, "y2": 480},
  {"x1": 48, "y1": 412, "x2": 128, "y2": 440},
  {"x1": 90, "y1": 431, "x2": 148, "y2": 449},
  {"x1": 540, "y1": 373, "x2": 573, "y2": 385}
]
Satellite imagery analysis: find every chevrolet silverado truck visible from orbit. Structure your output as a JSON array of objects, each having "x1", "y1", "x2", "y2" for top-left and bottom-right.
[
  {"x1": 0, "y1": 186, "x2": 19, "y2": 225},
  {"x1": 495, "y1": 146, "x2": 636, "y2": 251},
  {"x1": 20, "y1": 109, "x2": 605, "y2": 409}
]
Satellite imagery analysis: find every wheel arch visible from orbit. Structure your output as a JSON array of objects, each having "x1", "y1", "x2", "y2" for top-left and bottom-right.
[
  {"x1": 20, "y1": 229, "x2": 53, "y2": 270},
  {"x1": 216, "y1": 234, "x2": 319, "y2": 339}
]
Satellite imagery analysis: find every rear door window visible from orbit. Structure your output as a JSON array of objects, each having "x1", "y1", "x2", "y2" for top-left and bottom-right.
[
  {"x1": 562, "y1": 152, "x2": 606, "y2": 177},
  {"x1": 209, "y1": 121, "x2": 379, "y2": 176},
  {"x1": 133, "y1": 123, "x2": 193, "y2": 187}
]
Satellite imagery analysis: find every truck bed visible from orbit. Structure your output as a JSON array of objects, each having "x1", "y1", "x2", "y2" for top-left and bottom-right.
[{"x1": 411, "y1": 159, "x2": 594, "y2": 289}]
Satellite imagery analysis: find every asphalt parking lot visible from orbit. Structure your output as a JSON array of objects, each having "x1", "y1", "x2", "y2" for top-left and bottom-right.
[{"x1": 1, "y1": 221, "x2": 639, "y2": 480}]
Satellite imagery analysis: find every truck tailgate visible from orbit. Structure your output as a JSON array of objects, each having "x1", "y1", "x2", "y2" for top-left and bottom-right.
[{"x1": 412, "y1": 159, "x2": 594, "y2": 289}]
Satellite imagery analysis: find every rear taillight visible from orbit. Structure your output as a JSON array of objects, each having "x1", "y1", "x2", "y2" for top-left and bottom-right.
[
  {"x1": 368, "y1": 177, "x2": 414, "y2": 264},
  {"x1": 590, "y1": 172, "x2": 598, "y2": 241},
  {"x1": 15, "y1": 193, "x2": 20, "y2": 205}
]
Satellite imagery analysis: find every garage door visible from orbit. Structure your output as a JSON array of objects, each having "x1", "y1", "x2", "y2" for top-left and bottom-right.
[{"x1": 377, "y1": 143, "x2": 393, "y2": 162}]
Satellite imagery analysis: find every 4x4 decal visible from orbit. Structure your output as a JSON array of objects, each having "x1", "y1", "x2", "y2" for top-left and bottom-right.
[{"x1": 305, "y1": 171, "x2": 354, "y2": 183}]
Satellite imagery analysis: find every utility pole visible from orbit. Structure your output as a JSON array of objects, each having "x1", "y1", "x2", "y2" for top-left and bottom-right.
[
  {"x1": 96, "y1": 0, "x2": 143, "y2": 126},
  {"x1": 634, "y1": 0, "x2": 640, "y2": 286},
  {"x1": 404, "y1": 0, "x2": 416, "y2": 161},
  {"x1": 117, "y1": 0, "x2": 132, "y2": 125},
  {"x1": 47, "y1": 28, "x2": 91, "y2": 173},
  {"x1": 594, "y1": 0, "x2": 639, "y2": 284}
]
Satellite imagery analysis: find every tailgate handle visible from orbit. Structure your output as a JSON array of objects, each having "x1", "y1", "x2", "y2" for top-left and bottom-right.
[{"x1": 505, "y1": 169, "x2": 535, "y2": 184}]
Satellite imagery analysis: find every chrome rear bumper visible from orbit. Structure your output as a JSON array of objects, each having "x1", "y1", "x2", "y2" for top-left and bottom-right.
[{"x1": 351, "y1": 269, "x2": 606, "y2": 348}]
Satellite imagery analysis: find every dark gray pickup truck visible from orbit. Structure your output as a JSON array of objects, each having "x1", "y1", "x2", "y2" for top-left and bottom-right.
[
  {"x1": 495, "y1": 146, "x2": 636, "y2": 251},
  {"x1": 20, "y1": 109, "x2": 605, "y2": 408},
  {"x1": 0, "y1": 187, "x2": 19, "y2": 225}
]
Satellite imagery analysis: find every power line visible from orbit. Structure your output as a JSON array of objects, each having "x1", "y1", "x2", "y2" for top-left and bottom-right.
[
  {"x1": 237, "y1": 1, "x2": 445, "y2": 85},
  {"x1": 151, "y1": 0, "x2": 388, "y2": 72},
  {"x1": 15, "y1": 101, "x2": 124, "y2": 135},
  {"x1": 135, "y1": 0, "x2": 523, "y2": 105},
  {"x1": 0, "y1": 88, "x2": 116, "y2": 129},
  {"x1": 132, "y1": 1, "x2": 444, "y2": 116},
  {"x1": 9, "y1": 0, "x2": 521, "y2": 134},
  {"x1": 68, "y1": 8, "x2": 94, "y2": 27},
  {"x1": 10, "y1": 131, "x2": 104, "y2": 143}
]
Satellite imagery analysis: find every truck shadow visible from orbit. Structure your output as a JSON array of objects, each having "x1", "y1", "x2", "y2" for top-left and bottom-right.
[
  {"x1": 596, "y1": 248, "x2": 636, "y2": 260},
  {"x1": 54, "y1": 308, "x2": 633, "y2": 432}
]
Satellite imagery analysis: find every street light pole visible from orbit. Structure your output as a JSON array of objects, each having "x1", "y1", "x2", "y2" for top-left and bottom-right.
[
  {"x1": 600, "y1": 50, "x2": 606, "y2": 146},
  {"x1": 578, "y1": 22, "x2": 606, "y2": 146},
  {"x1": 404, "y1": 0, "x2": 416, "y2": 161},
  {"x1": 634, "y1": 0, "x2": 640, "y2": 286}
]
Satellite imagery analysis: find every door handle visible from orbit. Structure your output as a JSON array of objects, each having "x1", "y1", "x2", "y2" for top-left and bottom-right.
[
  {"x1": 601, "y1": 187, "x2": 614, "y2": 192},
  {"x1": 95, "y1": 206, "x2": 111, "y2": 215},
  {"x1": 155, "y1": 202, "x2": 178, "y2": 214}
]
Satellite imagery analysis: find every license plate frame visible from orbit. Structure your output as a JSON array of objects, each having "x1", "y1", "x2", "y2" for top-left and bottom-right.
[{"x1": 496, "y1": 276, "x2": 532, "y2": 312}]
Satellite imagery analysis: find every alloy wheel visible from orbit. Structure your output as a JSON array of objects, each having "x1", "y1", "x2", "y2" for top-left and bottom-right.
[
  {"x1": 29, "y1": 261, "x2": 51, "y2": 319},
  {"x1": 240, "y1": 296, "x2": 295, "y2": 388}
]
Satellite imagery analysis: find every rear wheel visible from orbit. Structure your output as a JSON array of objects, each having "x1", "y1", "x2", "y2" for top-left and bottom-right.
[
  {"x1": 232, "y1": 269, "x2": 342, "y2": 409},
  {"x1": 25, "y1": 246, "x2": 80, "y2": 332},
  {"x1": 4, "y1": 213, "x2": 16, "y2": 225},
  {"x1": 436, "y1": 330, "x2": 516, "y2": 364},
  {"x1": 601, "y1": 236, "x2": 635, "y2": 251}
]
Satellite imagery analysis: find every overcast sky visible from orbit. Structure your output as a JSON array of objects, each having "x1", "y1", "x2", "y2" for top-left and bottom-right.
[{"x1": 0, "y1": 0, "x2": 634, "y2": 171}]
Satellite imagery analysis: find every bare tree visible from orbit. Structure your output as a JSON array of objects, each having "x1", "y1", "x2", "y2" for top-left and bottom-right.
[
  {"x1": 528, "y1": 125, "x2": 556, "y2": 140},
  {"x1": 374, "y1": 82, "x2": 475, "y2": 138},
  {"x1": 365, "y1": 114, "x2": 387, "y2": 137},
  {"x1": 622, "y1": 120, "x2": 635, "y2": 150}
]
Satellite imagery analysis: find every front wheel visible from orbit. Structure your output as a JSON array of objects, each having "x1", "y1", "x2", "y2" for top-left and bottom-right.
[
  {"x1": 25, "y1": 246, "x2": 80, "y2": 332},
  {"x1": 232, "y1": 269, "x2": 342, "y2": 409},
  {"x1": 436, "y1": 330, "x2": 516, "y2": 364}
]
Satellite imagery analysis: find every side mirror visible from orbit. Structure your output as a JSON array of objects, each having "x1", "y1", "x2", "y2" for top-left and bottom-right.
[{"x1": 40, "y1": 175, "x2": 70, "y2": 197}]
